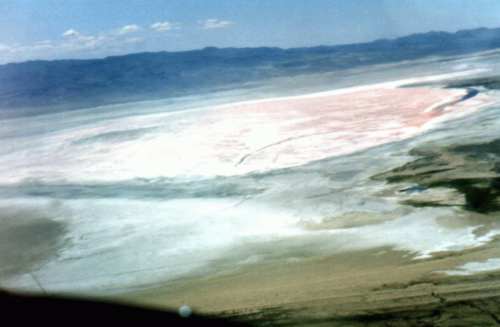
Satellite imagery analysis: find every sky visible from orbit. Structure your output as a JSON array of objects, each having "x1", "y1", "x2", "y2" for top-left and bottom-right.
[{"x1": 1, "y1": 0, "x2": 500, "y2": 64}]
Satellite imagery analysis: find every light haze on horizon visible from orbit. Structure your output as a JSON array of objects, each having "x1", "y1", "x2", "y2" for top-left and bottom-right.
[{"x1": 1, "y1": 0, "x2": 500, "y2": 64}]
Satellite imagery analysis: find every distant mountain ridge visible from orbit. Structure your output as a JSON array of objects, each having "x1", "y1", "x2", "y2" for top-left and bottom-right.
[{"x1": 1, "y1": 26, "x2": 500, "y2": 116}]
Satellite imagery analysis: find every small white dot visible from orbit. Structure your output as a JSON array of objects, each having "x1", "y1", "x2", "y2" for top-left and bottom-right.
[{"x1": 178, "y1": 305, "x2": 192, "y2": 318}]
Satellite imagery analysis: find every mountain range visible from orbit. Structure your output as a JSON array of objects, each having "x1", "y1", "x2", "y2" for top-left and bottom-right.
[{"x1": 1, "y1": 27, "x2": 500, "y2": 116}]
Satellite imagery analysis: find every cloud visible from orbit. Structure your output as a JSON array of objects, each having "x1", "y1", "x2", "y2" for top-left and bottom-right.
[
  {"x1": 118, "y1": 24, "x2": 140, "y2": 35},
  {"x1": 150, "y1": 21, "x2": 179, "y2": 32},
  {"x1": 32, "y1": 40, "x2": 55, "y2": 50},
  {"x1": 62, "y1": 29, "x2": 80, "y2": 38},
  {"x1": 198, "y1": 18, "x2": 234, "y2": 30},
  {"x1": 1, "y1": 16, "x2": 229, "y2": 64},
  {"x1": 123, "y1": 37, "x2": 144, "y2": 44},
  {"x1": 59, "y1": 29, "x2": 105, "y2": 49},
  {"x1": 77, "y1": 35, "x2": 109, "y2": 50},
  {"x1": 1, "y1": 25, "x2": 144, "y2": 63},
  {"x1": 0, "y1": 43, "x2": 12, "y2": 53}
]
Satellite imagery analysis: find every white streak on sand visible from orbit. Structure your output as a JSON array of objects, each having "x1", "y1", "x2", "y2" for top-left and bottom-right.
[{"x1": 444, "y1": 258, "x2": 500, "y2": 276}]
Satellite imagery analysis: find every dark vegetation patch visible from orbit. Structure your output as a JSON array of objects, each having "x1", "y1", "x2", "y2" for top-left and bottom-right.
[{"x1": 373, "y1": 139, "x2": 500, "y2": 213}]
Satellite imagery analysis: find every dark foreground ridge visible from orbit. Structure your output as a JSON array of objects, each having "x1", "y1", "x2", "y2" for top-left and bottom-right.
[
  {"x1": 0, "y1": 290, "x2": 248, "y2": 326},
  {"x1": 1, "y1": 27, "x2": 500, "y2": 116}
]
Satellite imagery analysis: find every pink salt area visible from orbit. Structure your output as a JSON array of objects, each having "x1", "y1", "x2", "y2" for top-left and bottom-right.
[{"x1": 184, "y1": 86, "x2": 484, "y2": 175}]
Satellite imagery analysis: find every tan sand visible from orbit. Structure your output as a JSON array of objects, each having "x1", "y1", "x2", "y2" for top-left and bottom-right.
[{"x1": 119, "y1": 235, "x2": 500, "y2": 325}]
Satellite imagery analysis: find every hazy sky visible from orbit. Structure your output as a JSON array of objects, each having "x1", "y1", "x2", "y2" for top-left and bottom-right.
[{"x1": 1, "y1": 0, "x2": 500, "y2": 63}]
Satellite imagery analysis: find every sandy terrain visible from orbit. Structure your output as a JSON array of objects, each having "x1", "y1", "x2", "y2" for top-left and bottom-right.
[{"x1": 124, "y1": 240, "x2": 500, "y2": 326}]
